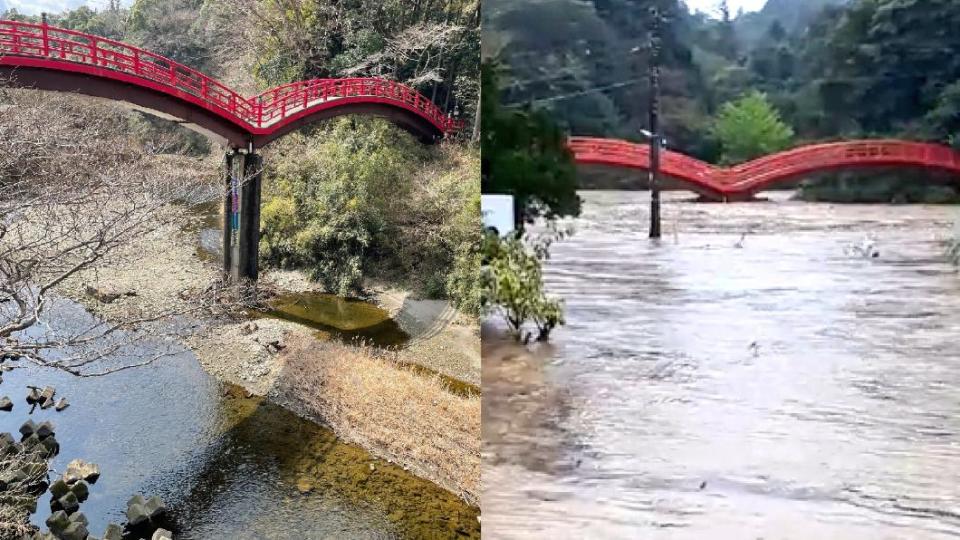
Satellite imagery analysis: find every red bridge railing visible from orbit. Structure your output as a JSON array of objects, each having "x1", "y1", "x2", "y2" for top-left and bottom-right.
[
  {"x1": 0, "y1": 19, "x2": 462, "y2": 133},
  {"x1": 251, "y1": 78, "x2": 457, "y2": 131},
  {"x1": 569, "y1": 136, "x2": 960, "y2": 197}
]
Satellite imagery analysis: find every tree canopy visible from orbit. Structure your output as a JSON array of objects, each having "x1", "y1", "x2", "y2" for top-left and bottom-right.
[
  {"x1": 712, "y1": 90, "x2": 794, "y2": 164},
  {"x1": 481, "y1": 62, "x2": 581, "y2": 228}
]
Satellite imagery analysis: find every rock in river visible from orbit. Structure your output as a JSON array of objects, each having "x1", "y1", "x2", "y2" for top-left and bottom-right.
[
  {"x1": 35, "y1": 420, "x2": 55, "y2": 439},
  {"x1": 64, "y1": 459, "x2": 100, "y2": 485},
  {"x1": 145, "y1": 495, "x2": 167, "y2": 519},
  {"x1": 103, "y1": 523, "x2": 123, "y2": 540},
  {"x1": 55, "y1": 397, "x2": 69, "y2": 411},
  {"x1": 45, "y1": 510, "x2": 70, "y2": 533},
  {"x1": 19, "y1": 419, "x2": 36, "y2": 437}
]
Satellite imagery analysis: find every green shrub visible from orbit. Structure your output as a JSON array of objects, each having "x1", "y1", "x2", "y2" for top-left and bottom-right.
[
  {"x1": 482, "y1": 234, "x2": 564, "y2": 342},
  {"x1": 260, "y1": 117, "x2": 482, "y2": 306},
  {"x1": 446, "y1": 222, "x2": 483, "y2": 315},
  {"x1": 260, "y1": 119, "x2": 414, "y2": 295}
]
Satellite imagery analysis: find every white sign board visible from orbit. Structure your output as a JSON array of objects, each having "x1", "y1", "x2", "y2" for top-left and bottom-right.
[{"x1": 481, "y1": 194, "x2": 515, "y2": 236}]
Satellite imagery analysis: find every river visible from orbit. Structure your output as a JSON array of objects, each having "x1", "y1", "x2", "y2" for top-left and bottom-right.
[
  {"x1": 2, "y1": 299, "x2": 478, "y2": 535},
  {"x1": 483, "y1": 191, "x2": 960, "y2": 538}
]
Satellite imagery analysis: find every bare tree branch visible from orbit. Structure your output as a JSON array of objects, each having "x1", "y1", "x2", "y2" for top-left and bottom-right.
[{"x1": 0, "y1": 82, "x2": 232, "y2": 376}]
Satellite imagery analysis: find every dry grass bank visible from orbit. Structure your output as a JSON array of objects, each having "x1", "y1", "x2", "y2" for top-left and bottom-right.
[{"x1": 271, "y1": 334, "x2": 481, "y2": 506}]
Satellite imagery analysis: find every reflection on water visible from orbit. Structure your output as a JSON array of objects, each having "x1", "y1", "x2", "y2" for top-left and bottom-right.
[
  {"x1": 1, "y1": 300, "x2": 477, "y2": 539},
  {"x1": 483, "y1": 191, "x2": 960, "y2": 538}
]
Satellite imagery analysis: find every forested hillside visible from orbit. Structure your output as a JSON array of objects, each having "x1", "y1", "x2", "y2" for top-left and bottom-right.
[
  {"x1": 485, "y1": 0, "x2": 960, "y2": 155},
  {"x1": 734, "y1": 0, "x2": 848, "y2": 50},
  {"x1": 484, "y1": 0, "x2": 960, "y2": 201}
]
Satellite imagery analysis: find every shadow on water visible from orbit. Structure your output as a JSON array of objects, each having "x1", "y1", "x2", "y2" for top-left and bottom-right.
[
  {"x1": 179, "y1": 200, "x2": 223, "y2": 265},
  {"x1": 173, "y1": 386, "x2": 480, "y2": 539}
]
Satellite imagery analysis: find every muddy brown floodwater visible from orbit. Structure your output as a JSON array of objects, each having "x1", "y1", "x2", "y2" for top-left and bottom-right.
[{"x1": 483, "y1": 191, "x2": 960, "y2": 539}]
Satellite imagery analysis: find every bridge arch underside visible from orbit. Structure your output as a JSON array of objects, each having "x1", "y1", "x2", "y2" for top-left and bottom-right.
[
  {"x1": 575, "y1": 161, "x2": 960, "y2": 202},
  {"x1": 575, "y1": 162, "x2": 728, "y2": 201},
  {"x1": 731, "y1": 163, "x2": 960, "y2": 199},
  {"x1": 0, "y1": 65, "x2": 444, "y2": 148}
]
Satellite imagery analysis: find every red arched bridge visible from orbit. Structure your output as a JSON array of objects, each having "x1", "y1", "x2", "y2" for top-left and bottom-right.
[
  {"x1": 568, "y1": 137, "x2": 960, "y2": 201},
  {"x1": 0, "y1": 19, "x2": 463, "y2": 284}
]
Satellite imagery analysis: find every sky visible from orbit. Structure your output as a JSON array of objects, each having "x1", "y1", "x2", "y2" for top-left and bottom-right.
[
  {"x1": 4, "y1": 0, "x2": 770, "y2": 17},
  {"x1": 684, "y1": 0, "x2": 767, "y2": 16},
  {"x1": 1, "y1": 0, "x2": 132, "y2": 15}
]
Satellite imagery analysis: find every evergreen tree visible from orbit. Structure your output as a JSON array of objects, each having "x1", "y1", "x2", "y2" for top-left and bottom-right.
[{"x1": 711, "y1": 90, "x2": 794, "y2": 164}]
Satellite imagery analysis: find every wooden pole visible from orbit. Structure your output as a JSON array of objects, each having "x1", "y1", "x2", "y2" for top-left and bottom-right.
[{"x1": 648, "y1": 6, "x2": 663, "y2": 239}]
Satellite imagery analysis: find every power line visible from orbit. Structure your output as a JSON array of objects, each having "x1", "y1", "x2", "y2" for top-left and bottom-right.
[
  {"x1": 503, "y1": 77, "x2": 645, "y2": 107},
  {"x1": 504, "y1": 70, "x2": 584, "y2": 89}
]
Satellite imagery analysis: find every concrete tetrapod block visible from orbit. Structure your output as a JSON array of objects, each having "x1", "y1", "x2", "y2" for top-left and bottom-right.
[
  {"x1": 152, "y1": 529, "x2": 174, "y2": 540},
  {"x1": 3, "y1": 468, "x2": 27, "y2": 484},
  {"x1": 40, "y1": 434, "x2": 59, "y2": 457},
  {"x1": 19, "y1": 419, "x2": 36, "y2": 437},
  {"x1": 144, "y1": 495, "x2": 167, "y2": 520},
  {"x1": 21, "y1": 493, "x2": 38, "y2": 513},
  {"x1": 49, "y1": 477, "x2": 70, "y2": 498},
  {"x1": 35, "y1": 421, "x2": 54, "y2": 439},
  {"x1": 0, "y1": 432, "x2": 16, "y2": 455},
  {"x1": 68, "y1": 510, "x2": 89, "y2": 526},
  {"x1": 57, "y1": 490, "x2": 80, "y2": 514},
  {"x1": 45, "y1": 510, "x2": 69, "y2": 532},
  {"x1": 126, "y1": 502, "x2": 150, "y2": 527},
  {"x1": 102, "y1": 523, "x2": 123, "y2": 540},
  {"x1": 59, "y1": 521, "x2": 89, "y2": 540},
  {"x1": 55, "y1": 397, "x2": 69, "y2": 411},
  {"x1": 0, "y1": 469, "x2": 23, "y2": 490},
  {"x1": 70, "y1": 480, "x2": 90, "y2": 502},
  {"x1": 26, "y1": 387, "x2": 41, "y2": 404},
  {"x1": 21, "y1": 433, "x2": 40, "y2": 448},
  {"x1": 0, "y1": 396, "x2": 12, "y2": 411}
]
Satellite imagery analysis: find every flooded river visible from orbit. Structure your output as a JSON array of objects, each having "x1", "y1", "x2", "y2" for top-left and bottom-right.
[{"x1": 483, "y1": 191, "x2": 960, "y2": 538}]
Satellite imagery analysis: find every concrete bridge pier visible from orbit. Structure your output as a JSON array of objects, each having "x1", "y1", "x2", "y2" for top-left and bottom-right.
[{"x1": 222, "y1": 149, "x2": 263, "y2": 286}]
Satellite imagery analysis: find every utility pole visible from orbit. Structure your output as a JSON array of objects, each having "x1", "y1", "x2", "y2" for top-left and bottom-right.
[{"x1": 648, "y1": 5, "x2": 663, "y2": 239}]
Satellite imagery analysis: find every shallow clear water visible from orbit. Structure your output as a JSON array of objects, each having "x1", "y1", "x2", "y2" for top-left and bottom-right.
[
  {"x1": 483, "y1": 191, "x2": 960, "y2": 538},
  {"x1": 1, "y1": 300, "x2": 478, "y2": 539},
  {"x1": 264, "y1": 292, "x2": 410, "y2": 349}
]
